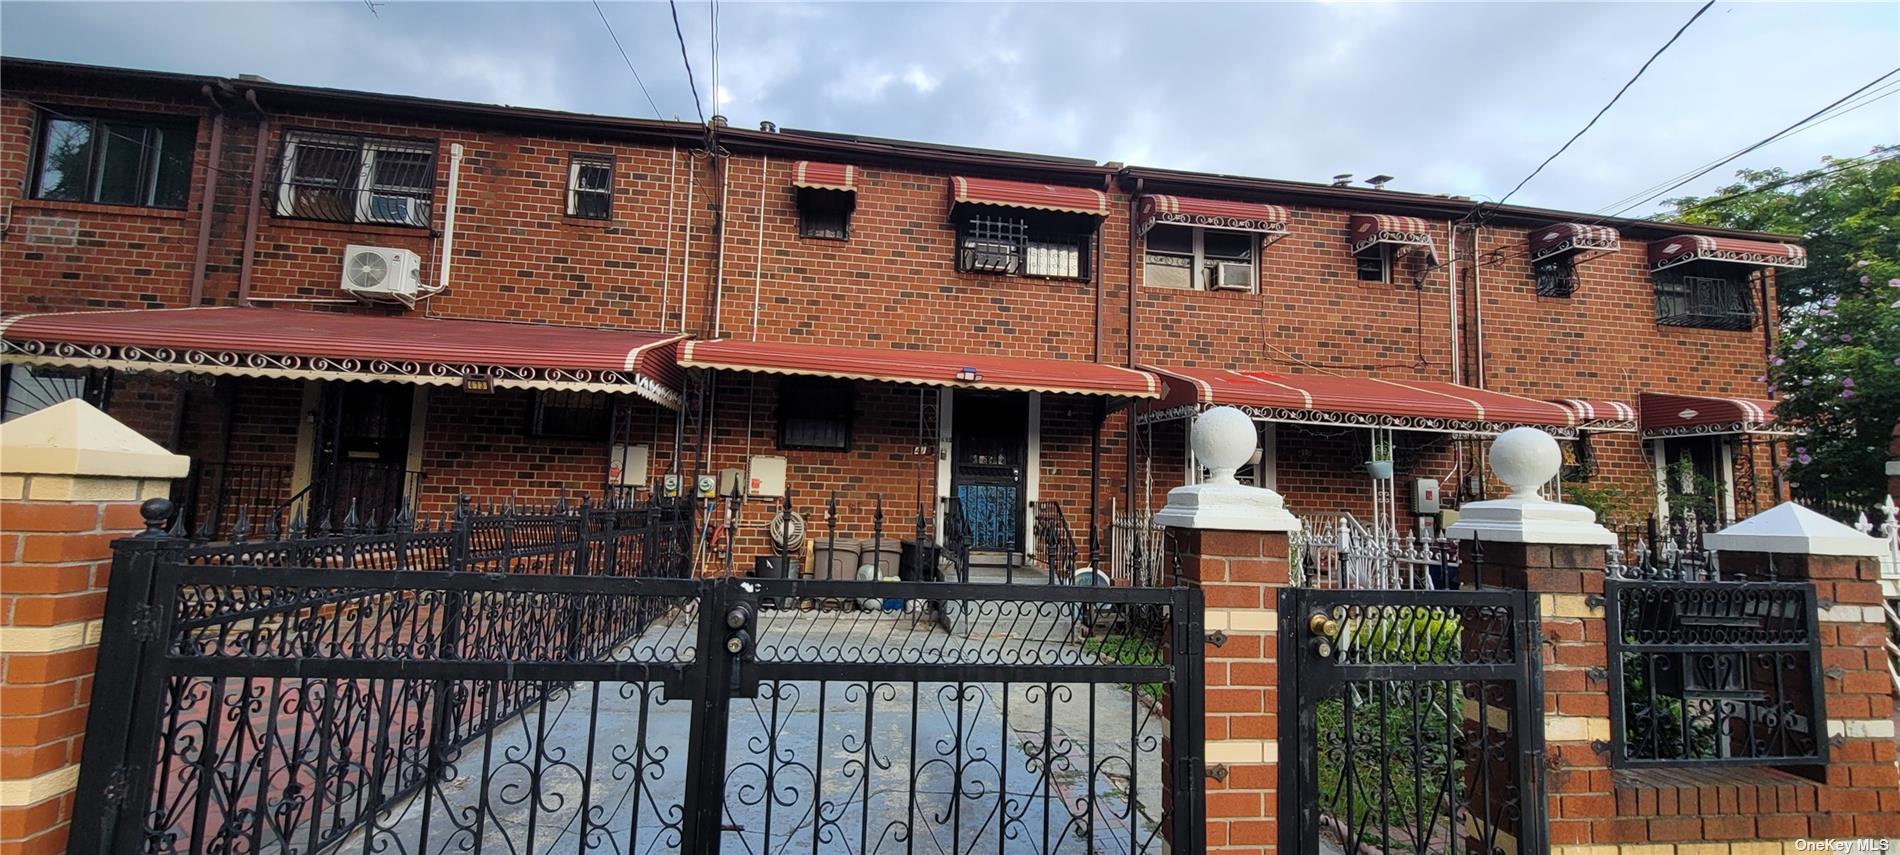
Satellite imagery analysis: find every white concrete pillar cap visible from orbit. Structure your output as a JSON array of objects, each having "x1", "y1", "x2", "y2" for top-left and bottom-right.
[
  {"x1": 1153, "y1": 406, "x2": 1301, "y2": 533},
  {"x1": 1444, "y1": 427, "x2": 1615, "y2": 546}
]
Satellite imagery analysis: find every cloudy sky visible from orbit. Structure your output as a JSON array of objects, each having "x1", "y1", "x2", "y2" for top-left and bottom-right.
[{"x1": 4, "y1": 1, "x2": 1894, "y2": 215}]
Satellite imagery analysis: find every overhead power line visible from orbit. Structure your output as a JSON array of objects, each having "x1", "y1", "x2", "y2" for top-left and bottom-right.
[
  {"x1": 1491, "y1": 0, "x2": 1714, "y2": 211},
  {"x1": 668, "y1": 0, "x2": 707, "y2": 125},
  {"x1": 591, "y1": 0, "x2": 664, "y2": 119}
]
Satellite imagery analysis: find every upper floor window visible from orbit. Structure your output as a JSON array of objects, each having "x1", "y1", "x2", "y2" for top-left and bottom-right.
[
  {"x1": 956, "y1": 210, "x2": 1092, "y2": 280},
  {"x1": 797, "y1": 188, "x2": 853, "y2": 240},
  {"x1": 1355, "y1": 246, "x2": 1391, "y2": 283},
  {"x1": 276, "y1": 130, "x2": 436, "y2": 228},
  {"x1": 1654, "y1": 262, "x2": 1756, "y2": 330},
  {"x1": 30, "y1": 109, "x2": 194, "y2": 209},
  {"x1": 1535, "y1": 257, "x2": 1578, "y2": 297},
  {"x1": 566, "y1": 155, "x2": 613, "y2": 220},
  {"x1": 1144, "y1": 224, "x2": 1258, "y2": 291}
]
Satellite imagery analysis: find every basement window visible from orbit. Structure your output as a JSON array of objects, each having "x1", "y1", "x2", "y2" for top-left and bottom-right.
[
  {"x1": 30, "y1": 108, "x2": 194, "y2": 209},
  {"x1": 956, "y1": 210, "x2": 1092, "y2": 280},
  {"x1": 567, "y1": 155, "x2": 613, "y2": 219},
  {"x1": 797, "y1": 188, "x2": 854, "y2": 240},
  {"x1": 778, "y1": 378, "x2": 853, "y2": 451},
  {"x1": 276, "y1": 130, "x2": 436, "y2": 227}
]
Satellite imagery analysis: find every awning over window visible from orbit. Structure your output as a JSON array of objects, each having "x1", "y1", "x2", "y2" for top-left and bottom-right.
[
  {"x1": 1529, "y1": 223, "x2": 1621, "y2": 264},
  {"x1": 1348, "y1": 213, "x2": 1438, "y2": 261},
  {"x1": 681, "y1": 339, "x2": 1158, "y2": 398},
  {"x1": 1647, "y1": 235, "x2": 1807, "y2": 272},
  {"x1": 1138, "y1": 194, "x2": 1291, "y2": 242},
  {"x1": 0, "y1": 307, "x2": 686, "y2": 408},
  {"x1": 791, "y1": 161, "x2": 857, "y2": 193},
  {"x1": 1637, "y1": 391, "x2": 1789, "y2": 439},
  {"x1": 1549, "y1": 398, "x2": 1637, "y2": 432},
  {"x1": 1139, "y1": 366, "x2": 1578, "y2": 436},
  {"x1": 950, "y1": 176, "x2": 1110, "y2": 217}
]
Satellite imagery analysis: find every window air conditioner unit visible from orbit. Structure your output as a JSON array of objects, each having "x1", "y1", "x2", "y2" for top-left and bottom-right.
[
  {"x1": 340, "y1": 245, "x2": 429, "y2": 308},
  {"x1": 1209, "y1": 261, "x2": 1255, "y2": 291},
  {"x1": 961, "y1": 239, "x2": 1019, "y2": 274}
]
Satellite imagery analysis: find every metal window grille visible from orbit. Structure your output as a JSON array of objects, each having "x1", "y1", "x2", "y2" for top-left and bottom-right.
[
  {"x1": 1535, "y1": 257, "x2": 1578, "y2": 297},
  {"x1": 1654, "y1": 270, "x2": 1756, "y2": 330},
  {"x1": 532, "y1": 390, "x2": 612, "y2": 439},
  {"x1": 276, "y1": 130, "x2": 436, "y2": 227},
  {"x1": 796, "y1": 188, "x2": 852, "y2": 240},
  {"x1": 957, "y1": 212, "x2": 1090, "y2": 279},
  {"x1": 567, "y1": 156, "x2": 613, "y2": 219}
]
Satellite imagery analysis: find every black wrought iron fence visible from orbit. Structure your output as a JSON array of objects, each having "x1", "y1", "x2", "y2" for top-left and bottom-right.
[{"x1": 170, "y1": 461, "x2": 292, "y2": 542}]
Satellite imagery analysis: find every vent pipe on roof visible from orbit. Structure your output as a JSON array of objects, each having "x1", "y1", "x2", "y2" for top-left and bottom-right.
[
  {"x1": 709, "y1": 114, "x2": 728, "y2": 128},
  {"x1": 1331, "y1": 173, "x2": 1353, "y2": 187},
  {"x1": 758, "y1": 120, "x2": 777, "y2": 133},
  {"x1": 1367, "y1": 175, "x2": 1394, "y2": 190}
]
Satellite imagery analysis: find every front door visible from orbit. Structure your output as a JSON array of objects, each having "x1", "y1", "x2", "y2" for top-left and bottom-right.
[
  {"x1": 311, "y1": 382, "x2": 414, "y2": 527},
  {"x1": 951, "y1": 390, "x2": 1027, "y2": 552}
]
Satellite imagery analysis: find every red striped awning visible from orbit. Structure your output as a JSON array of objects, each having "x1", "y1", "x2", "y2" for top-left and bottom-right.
[
  {"x1": 1637, "y1": 391, "x2": 1787, "y2": 438},
  {"x1": 950, "y1": 176, "x2": 1109, "y2": 217},
  {"x1": 1348, "y1": 213, "x2": 1438, "y2": 261},
  {"x1": 1139, "y1": 366, "x2": 1577, "y2": 435},
  {"x1": 1549, "y1": 398, "x2": 1637, "y2": 431},
  {"x1": 791, "y1": 161, "x2": 857, "y2": 193},
  {"x1": 1648, "y1": 235, "x2": 1807, "y2": 272},
  {"x1": 1138, "y1": 194, "x2": 1291, "y2": 239},
  {"x1": 680, "y1": 339, "x2": 1158, "y2": 398},
  {"x1": 0, "y1": 307, "x2": 686, "y2": 408},
  {"x1": 1529, "y1": 223, "x2": 1621, "y2": 264}
]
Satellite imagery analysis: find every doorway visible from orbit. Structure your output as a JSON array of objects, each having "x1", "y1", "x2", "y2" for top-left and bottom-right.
[
  {"x1": 950, "y1": 390, "x2": 1029, "y2": 553},
  {"x1": 311, "y1": 382, "x2": 416, "y2": 526}
]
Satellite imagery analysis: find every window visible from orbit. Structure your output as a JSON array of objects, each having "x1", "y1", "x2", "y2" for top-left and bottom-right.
[
  {"x1": 797, "y1": 188, "x2": 854, "y2": 240},
  {"x1": 1144, "y1": 225, "x2": 1259, "y2": 291},
  {"x1": 30, "y1": 109, "x2": 194, "y2": 209},
  {"x1": 567, "y1": 155, "x2": 613, "y2": 219},
  {"x1": 2, "y1": 364, "x2": 91, "y2": 422},
  {"x1": 1654, "y1": 262, "x2": 1755, "y2": 330},
  {"x1": 778, "y1": 378, "x2": 853, "y2": 451},
  {"x1": 1535, "y1": 256, "x2": 1578, "y2": 297},
  {"x1": 1355, "y1": 246, "x2": 1391, "y2": 283},
  {"x1": 955, "y1": 210, "x2": 1092, "y2": 280},
  {"x1": 531, "y1": 391, "x2": 612, "y2": 439},
  {"x1": 276, "y1": 130, "x2": 436, "y2": 227}
]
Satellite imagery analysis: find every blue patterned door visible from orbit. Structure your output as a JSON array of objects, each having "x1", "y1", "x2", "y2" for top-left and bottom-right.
[{"x1": 951, "y1": 391, "x2": 1027, "y2": 552}]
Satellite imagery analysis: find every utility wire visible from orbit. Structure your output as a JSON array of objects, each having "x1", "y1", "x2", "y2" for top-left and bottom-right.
[
  {"x1": 1491, "y1": 0, "x2": 1713, "y2": 210},
  {"x1": 668, "y1": 0, "x2": 707, "y2": 125},
  {"x1": 590, "y1": 0, "x2": 665, "y2": 119}
]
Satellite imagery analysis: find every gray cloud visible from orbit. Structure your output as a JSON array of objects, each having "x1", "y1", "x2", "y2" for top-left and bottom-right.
[{"x1": 4, "y1": 1, "x2": 1894, "y2": 215}]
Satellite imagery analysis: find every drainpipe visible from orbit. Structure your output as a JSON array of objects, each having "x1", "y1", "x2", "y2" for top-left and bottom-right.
[
  {"x1": 662, "y1": 148, "x2": 677, "y2": 332},
  {"x1": 709, "y1": 117, "x2": 729, "y2": 337},
  {"x1": 1472, "y1": 225, "x2": 1486, "y2": 388},
  {"x1": 1447, "y1": 221, "x2": 1460, "y2": 385},
  {"x1": 680, "y1": 153, "x2": 696, "y2": 334},
  {"x1": 236, "y1": 90, "x2": 269, "y2": 306},
  {"x1": 1759, "y1": 269, "x2": 1783, "y2": 501},
  {"x1": 1093, "y1": 172, "x2": 1109, "y2": 363},
  {"x1": 752, "y1": 155, "x2": 766, "y2": 341},
  {"x1": 436, "y1": 143, "x2": 465, "y2": 294},
  {"x1": 188, "y1": 86, "x2": 224, "y2": 307},
  {"x1": 1125, "y1": 177, "x2": 1143, "y2": 513}
]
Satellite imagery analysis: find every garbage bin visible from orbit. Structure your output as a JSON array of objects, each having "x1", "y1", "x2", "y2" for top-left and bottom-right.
[
  {"x1": 900, "y1": 540, "x2": 939, "y2": 582},
  {"x1": 812, "y1": 538, "x2": 861, "y2": 581}
]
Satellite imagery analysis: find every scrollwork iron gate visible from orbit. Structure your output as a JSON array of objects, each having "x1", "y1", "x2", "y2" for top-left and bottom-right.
[
  {"x1": 1278, "y1": 587, "x2": 1545, "y2": 854},
  {"x1": 71, "y1": 500, "x2": 1201, "y2": 855}
]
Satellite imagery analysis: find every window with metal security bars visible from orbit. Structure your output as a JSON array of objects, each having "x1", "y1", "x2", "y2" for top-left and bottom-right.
[
  {"x1": 30, "y1": 108, "x2": 194, "y2": 209},
  {"x1": 778, "y1": 377, "x2": 854, "y2": 451},
  {"x1": 1654, "y1": 264, "x2": 1756, "y2": 330},
  {"x1": 1535, "y1": 257, "x2": 1578, "y2": 297},
  {"x1": 531, "y1": 391, "x2": 612, "y2": 439},
  {"x1": 797, "y1": 188, "x2": 853, "y2": 240},
  {"x1": 955, "y1": 211, "x2": 1092, "y2": 280},
  {"x1": 276, "y1": 130, "x2": 436, "y2": 227},
  {"x1": 567, "y1": 155, "x2": 613, "y2": 219}
]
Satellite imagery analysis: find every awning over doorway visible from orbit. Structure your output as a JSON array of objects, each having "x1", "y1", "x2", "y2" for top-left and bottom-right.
[
  {"x1": 0, "y1": 307, "x2": 686, "y2": 408},
  {"x1": 1139, "y1": 366, "x2": 1579, "y2": 436},
  {"x1": 680, "y1": 339, "x2": 1159, "y2": 398},
  {"x1": 1637, "y1": 391, "x2": 1789, "y2": 439}
]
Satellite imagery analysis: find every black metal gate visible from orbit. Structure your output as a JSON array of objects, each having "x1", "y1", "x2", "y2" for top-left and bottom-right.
[
  {"x1": 71, "y1": 498, "x2": 1201, "y2": 855},
  {"x1": 1278, "y1": 586, "x2": 1544, "y2": 854}
]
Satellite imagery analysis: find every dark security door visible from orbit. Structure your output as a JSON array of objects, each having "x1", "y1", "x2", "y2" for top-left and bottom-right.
[
  {"x1": 311, "y1": 381, "x2": 414, "y2": 526},
  {"x1": 950, "y1": 390, "x2": 1028, "y2": 552}
]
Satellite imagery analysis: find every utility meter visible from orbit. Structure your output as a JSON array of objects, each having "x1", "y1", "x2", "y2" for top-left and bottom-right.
[
  {"x1": 695, "y1": 473, "x2": 718, "y2": 499},
  {"x1": 661, "y1": 473, "x2": 681, "y2": 498}
]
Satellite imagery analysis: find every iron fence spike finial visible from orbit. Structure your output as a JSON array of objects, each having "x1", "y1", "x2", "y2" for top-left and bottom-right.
[
  {"x1": 344, "y1": 499, "x2": 360, "y2": 534},
  {"x1": 266, "y1": 511, "x2": 282, "y2": 541},
  {"x1": 231, "y1": 505, "x2": 252, "y2": 543}
]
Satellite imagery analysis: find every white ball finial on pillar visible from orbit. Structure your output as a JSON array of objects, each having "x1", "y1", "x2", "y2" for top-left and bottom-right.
[
  {"x1": 1489, "y1": 426, "x2": 1562, "y2": 500},
  {"x1": 1445, "y1": 426, "x2": 1614, "y2": 545},
  {"x1": 1153, "y1": 406, "x2": 1300, "y2": 532}
]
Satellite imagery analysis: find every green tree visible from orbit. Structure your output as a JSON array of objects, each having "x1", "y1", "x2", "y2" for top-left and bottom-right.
[{"x1": 1667, "y1": 147, "x2": 1900, "y2": 512}]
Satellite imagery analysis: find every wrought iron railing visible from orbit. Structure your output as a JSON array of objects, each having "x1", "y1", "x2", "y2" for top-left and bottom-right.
[
  {"x1": 170, "y1": 461, "x2": 293, "y2": 542},
  {"x1": 1604, "y1": 546, "x2": 1826, "y2": 768},
  {"x1": 1292, "y1": 514, "x2": 1461, "y2": 590},
  {"x1": 1031, "y1": 501, "x2": 1078, "y2": 583},
  {"x1": 1654, "y1": 273, "x2": 1756, "y2": 330},
  {"x1": 1108, "y1": 502, "x2": 1165, "y2": 588}
]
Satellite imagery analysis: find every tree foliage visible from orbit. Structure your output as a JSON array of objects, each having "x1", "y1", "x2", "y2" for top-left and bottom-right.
[{"x1": 1667, "y1": 147, "x2": 1900, "y2": 511}]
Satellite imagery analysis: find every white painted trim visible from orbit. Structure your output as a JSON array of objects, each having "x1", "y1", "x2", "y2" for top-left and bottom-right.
[
  {"x1": 290, "y1": 380, "x2": 324, "y2": 501},
  {"x1": 934, "y1": 388, "x2": 952, "y2": 544},
  {"x1": 1650, "y1": 438, "x2": 1668, "y2": 524},
  {"x1": 1719, "y1": 437, "x2": 1736, "y2": 523},
  {"x1": 1025, "y1": 392, "x2": 1041, "y2": 557},
  {"x1": 405, "y1": 387, "x2": 429, "y2": 476}
]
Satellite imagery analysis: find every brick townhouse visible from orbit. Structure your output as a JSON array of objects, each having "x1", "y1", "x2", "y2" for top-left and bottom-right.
[{"x1": 0, "y1": 56, "x2": 1804, "y2": 574}]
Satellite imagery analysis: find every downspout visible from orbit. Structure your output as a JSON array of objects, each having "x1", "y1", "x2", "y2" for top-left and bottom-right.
[
  {"x1": 1447, "y1": 221, "x2": 1460, "y2": 385},
  {"x1": 1093, "y1": 173, "x2": 1108, "y2": 363},
  {"x1": 236, "y1": 90, "x2": 270, "y2": 306},
  {"x1": 188, "y1": 86, "x2": 224, "y2": 307},
  {"x1": 1472, "y1": 225, "x2": 1486, "y2": 388},
  {"x1": 661, "y1": 148, "x2": 677, "y2": 332},
  {"x1": 679, "y1": 153, "x2": 695, "y2": 334},
  {"x1": 1124, "y1": 176, "x2": 1143, "y2": 513},
  {"x1": 752, "y1": 155, "x2": 766, "y2": 341},
  {"x1": 436, "y1": 143, "x2": 465, "y2": 296},
  {"x1": 709, "y1": 120, "x2": 730, "y2": 337},
  {"x1": 1759, "y1": 269, "x2": 1783, "y2": 501}
]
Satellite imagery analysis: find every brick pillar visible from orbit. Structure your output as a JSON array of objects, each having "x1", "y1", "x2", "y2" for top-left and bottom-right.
[
  {"x1": 0, "y1": 401, "x2": 187, "y2": 855},
  {"x1": 1154, "y1": 406, "x2": 1300, "y2": 855}
]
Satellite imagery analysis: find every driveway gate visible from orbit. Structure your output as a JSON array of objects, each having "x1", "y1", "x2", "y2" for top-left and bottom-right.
[
  {"x1": 1278, "y1": 585, "x2": 1545, "y2": 854},
  {"x1": 70, "y1": 499, "x2": 1200, "y2": 854}
]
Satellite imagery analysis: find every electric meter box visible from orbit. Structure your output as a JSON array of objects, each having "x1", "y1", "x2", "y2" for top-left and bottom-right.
[
  {"x1": 748, "y1": 455, "x2": 787, "y2": 498},
  {"x1": 1413, "y1": 478, "x2": 1441, "y2": 514},
  {"x1": 661, "y1": 473, "x2": 682, "y2": 498},
  {"x1": 718, "y1": 468, "x2": 747, "y2": 497},
  {"x1": 695, "y1": 473, "x2": 718, "y2": 499},
  {"x1": 609, "y1": 443, "x2": 649, "y2": 487}
]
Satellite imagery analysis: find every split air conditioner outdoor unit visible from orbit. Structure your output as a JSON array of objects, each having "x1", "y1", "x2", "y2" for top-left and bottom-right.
[
  {"x1": 340, "y1": 244, "x2": 431, "y2": 308},
  {"x1": 1209, "y1": 261, "x2": 1255, "y2": 291}
]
